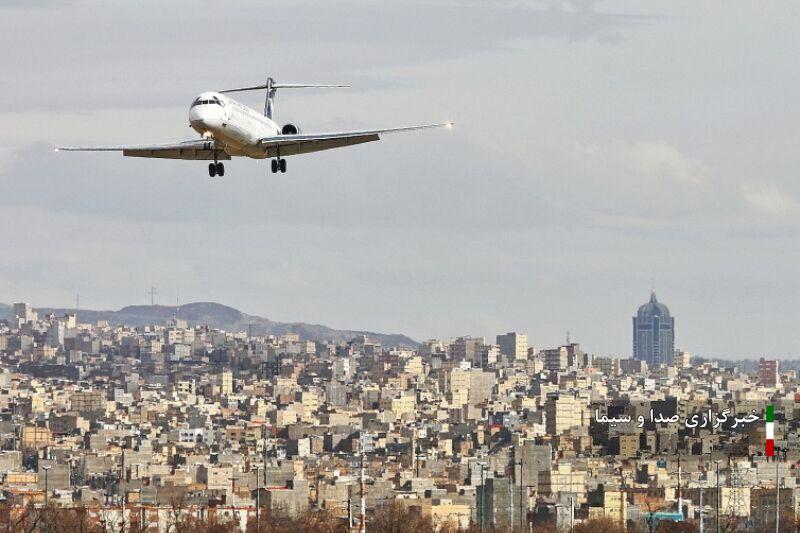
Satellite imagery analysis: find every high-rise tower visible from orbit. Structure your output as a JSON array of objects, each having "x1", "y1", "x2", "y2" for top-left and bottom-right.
[{"x1": 632, "y1": 291, "x2": 675, "y2": 366}]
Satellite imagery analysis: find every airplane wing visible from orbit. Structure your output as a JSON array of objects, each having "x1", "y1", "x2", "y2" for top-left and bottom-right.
[
  {"x1": 55, "y1": 139, "x2": 230, "y2": 160},
  {"x1": 258, "y1": 122, "x2": 453, "y2": 157}
]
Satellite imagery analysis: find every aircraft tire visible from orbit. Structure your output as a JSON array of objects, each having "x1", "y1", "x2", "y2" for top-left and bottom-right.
[
  {"x1": 279, "y1": 159, "x2": 287, "y2": 173},
  {"x1": 216, "y1": 163, "x2": 225, "y2": 177},
  {"x1": 208, "y1": 163, "x2": 217, "y2": 177}
]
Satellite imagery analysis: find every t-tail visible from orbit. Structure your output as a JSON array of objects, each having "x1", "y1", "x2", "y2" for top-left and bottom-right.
[{"x1": 219, "y1": 76, "x2": 349, "y2": 119}]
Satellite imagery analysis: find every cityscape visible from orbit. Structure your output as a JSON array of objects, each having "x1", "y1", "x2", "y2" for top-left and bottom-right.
[
  {"x1": 4, "y1": 2, "x2": 798, "y2": 532},
  {"x1": 0, "y1": 294, "x2": 793, "y2": 532}
]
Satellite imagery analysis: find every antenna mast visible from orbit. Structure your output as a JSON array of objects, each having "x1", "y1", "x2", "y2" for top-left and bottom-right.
[{"x1": 358, "y1": 434, "x2": 366, "y2": 533}]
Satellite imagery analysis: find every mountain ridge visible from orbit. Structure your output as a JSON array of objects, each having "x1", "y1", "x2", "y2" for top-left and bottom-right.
[{"x1": 0, "y1": 301, "x2": 417, "y2": 347}]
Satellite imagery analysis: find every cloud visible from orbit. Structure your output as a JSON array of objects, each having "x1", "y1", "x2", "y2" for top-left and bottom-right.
[
  {"x1": 556, "y1": 139, "x2": 719, "y2": 225},
  {"x1": 0, "y1": 1, "x2": 657, "y2": 114},
  {"x1": 0, "y1": 147, "x2": 18, "y2": 175},
  {"x1": 577, "y1": 140, "x2": 709, "y2": 186},
  {"x1": 739, "y1": 182, "x2": 800, "y2": 217}
]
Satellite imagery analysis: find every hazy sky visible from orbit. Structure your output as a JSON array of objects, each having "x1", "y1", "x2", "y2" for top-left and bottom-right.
[{"x1": 2, "y1": 0, "x2": 800, "y2": 358}]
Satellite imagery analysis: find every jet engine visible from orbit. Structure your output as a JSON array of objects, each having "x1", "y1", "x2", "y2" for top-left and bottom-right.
[{"x1": 281, "y1": 123, "x2": 301, "y2": 135}]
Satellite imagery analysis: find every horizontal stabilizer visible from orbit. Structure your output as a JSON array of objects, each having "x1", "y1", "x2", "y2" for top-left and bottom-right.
[{"x1": 220, "y1": 83, "x2": 349, "y2": 94}]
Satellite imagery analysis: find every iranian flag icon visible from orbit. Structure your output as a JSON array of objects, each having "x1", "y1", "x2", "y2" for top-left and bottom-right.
[{"x1": 766, "y1": 404, "x2": 775, "y2": 457}]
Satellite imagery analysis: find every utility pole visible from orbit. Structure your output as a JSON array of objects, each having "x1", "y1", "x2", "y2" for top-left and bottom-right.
[
  {"x1": 43, "y1": 464, "x2": 51, "y2": 533},
  {"x1": 359, "y1": 452, "x2": 366, "y2": 533},
  {"x1": 264, "y1": 440, "x2": 271, "y2": 530},
  {"x1": 509, "y1": 475, "x2": 514, "y2": 529},
  {"x1": 699, "y1": 487, "x2": 704, "y2": 533},
  {"x1": 412, "y1": 427, "x2": 419, "y2": 478},
  {"x1": 776, "y1": 458, "x2": 780, "y2": 533},
  {"x1": 513, "y1": 454, "x2": 527, "y2": 533},
  {"x1": 519, "y1": 456, "x2": 526, "y2": 533},
  {"x1": 12, "y1": 401, "x2": 17, "y2": 452},
  {"x1": 479, "y1": 462, "x2": 485, "y2": 533},
  {"x1": 255, "y1": 465, "x2": 260, "y2": 532},
  {"x1": 263, "y1": 434, "x2": 269, "y2": 485},
  {"x1": 347, "y1": 488, "x2": 353, "y2": 533},
  {"x1": 715, "y1": 460, "x2": 721, "y2": 533},
  {"x1": 569, "y1": 495, "x2": 574, "y2": 533},
  {"x1": 677, "y1": 456, "x2": 683, "y2": 519}
]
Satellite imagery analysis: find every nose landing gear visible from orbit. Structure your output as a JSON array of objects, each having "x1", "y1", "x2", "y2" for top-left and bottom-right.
[
  {"x1": 208, "y1": 162, "x2": 224, "y2": 177},
  {"x1": 209, "y1": 144, "x2": 224, "y2": 177}
]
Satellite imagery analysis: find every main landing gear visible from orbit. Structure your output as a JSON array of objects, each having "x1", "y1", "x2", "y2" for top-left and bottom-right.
[
  {"x1": 271, "y1": 158, "x2": 287, "y2": 173},
  {"x1": 271, "y1": 146, "x2": 287, "y2": 173},
  {"x1": 208, "y1": 162, "x2": 224, "y2": 177}
]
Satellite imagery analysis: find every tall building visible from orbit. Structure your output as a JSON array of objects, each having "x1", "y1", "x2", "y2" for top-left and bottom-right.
[
  {"x1": 449, "y1": 336, "x2": 486, "y2": 367},
  {"x1": 496, "y1": 332, "x2": 528, "y2": 361},
  {"x1": 674, "y1": 350, "x2": 692, "y2": 369},
  {"x1": 218, "y1": 370, "x2": 233, "y2": 395},
  {"x1": 475, "y1": 344, "x2": 499, "y2": 368},
  {"x1": 449, "y1": 336, "x2": 471, "y2": 361},
  {"x1": 542, "y1": 347, "x2": 568, "y2": 372},
  {"x1": 759, "y1": 358, "x2": 779, "y2": 386},
  {"x1": 446, "y1": 367, "x2": 495, "y2": 406},
  {"x1": 12, "y1": 302, "x2": 37, "y2": 323},
  {"x1": 515, "y1": 441, "x2": 552, "y2": 488},
  {"x1": 632, "y1": 291, "x2": 675, "y2": 366},
  {"x1": 47, "y1": 320, "x2": 65, "y2": 348},
  {"x1": 565, "y1": 342, "x2": 591, "y2": 368},
  {"x1": 544, "y1": 393, "x2": 589, "y2": 435}
]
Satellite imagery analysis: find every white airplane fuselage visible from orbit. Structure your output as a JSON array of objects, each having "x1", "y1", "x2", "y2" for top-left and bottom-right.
[
  {"x1": 56, "y1": 78, "x2": 451, "y2": 177},
  {"x1": 188, "y1": 91, "x2": 278, "y2": 158}
]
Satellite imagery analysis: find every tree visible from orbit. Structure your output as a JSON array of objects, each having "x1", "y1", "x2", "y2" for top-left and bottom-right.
[
  {"x1": 574, "y1": 517, "x2": 627, "y2": 533},
  {"x1": 369, "y1": 501, "x2": 436, "y2": 533},
  {"x1": 656, "y1": 520, "x2": 698, "y2": 533}
]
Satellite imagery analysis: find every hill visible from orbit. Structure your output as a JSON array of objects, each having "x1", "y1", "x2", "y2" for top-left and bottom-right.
[{"x1": 0, "y1": 301, "x2": 417, "y2": 347}]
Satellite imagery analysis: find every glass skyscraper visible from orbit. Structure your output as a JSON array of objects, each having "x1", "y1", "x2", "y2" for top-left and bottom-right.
[{"x1": 632, "y1": 291, "x2": 675, "y2": 366}]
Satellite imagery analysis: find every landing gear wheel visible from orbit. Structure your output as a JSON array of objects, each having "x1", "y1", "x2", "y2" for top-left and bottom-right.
[
  {"x1": 208, "y1": 163, "x2": 217, "y2": 177},
  {"x1": 279, "y1": 159, "x2": 287, "y2": 173},
  {"x1": 271, "y1": 159, "x2": 279, "y2": 173},
  {"x1": 216, "y1": 162, "x2": 224, "y2": 177}
]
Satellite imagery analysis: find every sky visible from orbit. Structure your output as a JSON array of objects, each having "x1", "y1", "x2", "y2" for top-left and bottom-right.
[{"x1": 2, "y1": 0, "x2": 800, "y2": 359}]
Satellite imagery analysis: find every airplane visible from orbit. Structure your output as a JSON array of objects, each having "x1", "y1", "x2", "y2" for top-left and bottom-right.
[{"x1": 56, "y1": 76, "x2": 453, "y2": 176}]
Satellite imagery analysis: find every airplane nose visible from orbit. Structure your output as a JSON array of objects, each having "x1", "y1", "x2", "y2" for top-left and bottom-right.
[{"x1": 189, "y1": 107, "x2": 222, "y2": 132}]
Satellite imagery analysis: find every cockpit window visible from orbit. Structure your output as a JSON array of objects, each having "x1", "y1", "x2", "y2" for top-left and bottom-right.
[{"x1": 191, "y1": 98, "x2": 223, "y2": 108}]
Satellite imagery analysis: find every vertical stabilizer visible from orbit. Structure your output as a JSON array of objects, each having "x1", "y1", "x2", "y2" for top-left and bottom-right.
[{"x1": 264, "y1": 77, "x2": 276, "y2": 119}]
